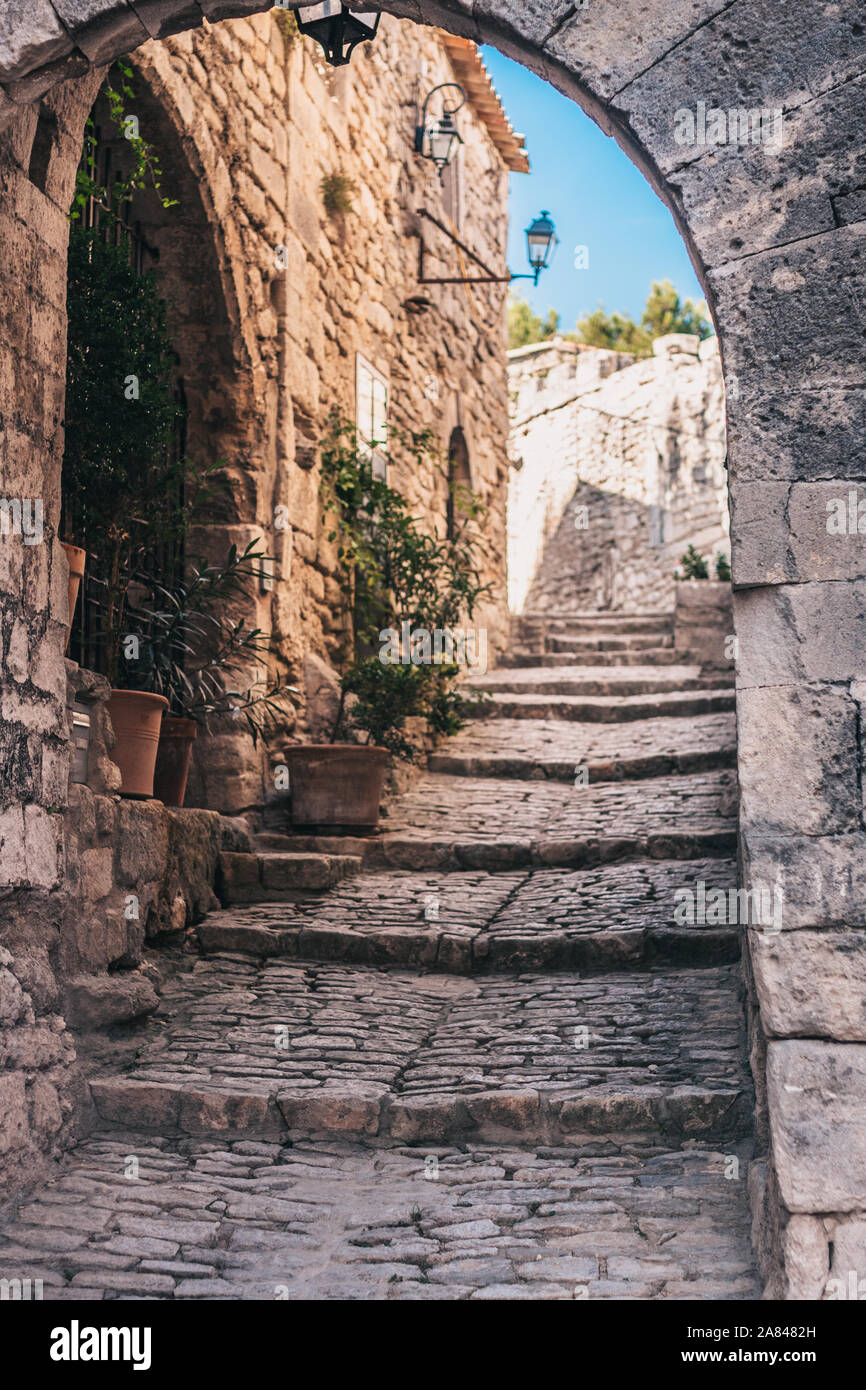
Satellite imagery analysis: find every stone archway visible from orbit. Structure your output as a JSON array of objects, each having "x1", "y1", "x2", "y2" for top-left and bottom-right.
[
  {"x1": 63, "y1": 56, "x2": 277, "y2": 813},
  {"x1": 0, "y1": 0, "x2": 863, "y2": 1298}
]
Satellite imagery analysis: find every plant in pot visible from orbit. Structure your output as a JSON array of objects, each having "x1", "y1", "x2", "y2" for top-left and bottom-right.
[
  {"x1": 284, "y1": 414, "x2": 490, "y2": 833},
  {"x1": 124, "y1": 540, "x2": 298, "y2": 807}
]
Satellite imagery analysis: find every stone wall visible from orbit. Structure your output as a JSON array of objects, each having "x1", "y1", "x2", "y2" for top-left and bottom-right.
[
  {"x1": 121, "y1": 14, "x2": 515, "y2": 815},
  {"x1": 0, "y1": 654, "x2": 244, "y2": 1202},
  {"x1": 673, "y1": 579, "x2": 734, "y2": 676},
  {"x1": 0, "y1": 12, "x2": 517, "y2": 1200},
  {"x1": 508, "y1": 333, "x2": 729, "y2": 615}
]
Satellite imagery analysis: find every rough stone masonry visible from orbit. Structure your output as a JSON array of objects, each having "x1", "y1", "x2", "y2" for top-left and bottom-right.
[
  {"x1": 0, "y1": 9, "x2": 520, "y2": 1203},
  {"x1": 508, "y1": 332, "x2": 729, "y2": 614},
  {"x1": 0, "y1": 0, "x2": 864, "y2": 1299}
]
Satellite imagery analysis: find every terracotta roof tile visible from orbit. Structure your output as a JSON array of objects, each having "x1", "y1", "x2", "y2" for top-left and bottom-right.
[{"x1": 440, "y1": 33, "x2": 530, "y2": 174}]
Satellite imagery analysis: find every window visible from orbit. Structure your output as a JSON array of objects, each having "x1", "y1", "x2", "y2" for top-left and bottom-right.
[
  {"x1": 446, "y1": 426, "x2": 471, "y2": 539},
  {"x1": 28, "y1": 107, "x2": 57, "y2": 194},
  {"x1": 648, "y1": 505, "x2": 668, "y2": 548},
  {"x1": 441, "y1": 144, "x2": 463, "y2": 232},
  {"x1": 356, "y1": 354, "x2": 389, "y2": 481}
]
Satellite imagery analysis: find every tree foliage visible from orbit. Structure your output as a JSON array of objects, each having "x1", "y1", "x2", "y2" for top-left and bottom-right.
[
  {"x1": 576, "y1": 280, "x2": 712, "y2": 357},
  {"x1": 509, "y1": 281, "x2": 713, "y2": 358},
  {"x1": 508, "y1": 294, "x2": 561, "y2": 350}
]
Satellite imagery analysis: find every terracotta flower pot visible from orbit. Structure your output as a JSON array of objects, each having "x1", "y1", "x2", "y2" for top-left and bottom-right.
[
  {"x1": 153, "y1": 715, "x2": 198, "y2": 808},
  {"x1": 60, "y1": 542, "x2": 86, "y2": 655},
  {"x1": 107, "y1": 690, "x2": 169, "y2": 799},
  {"x1": 283, "y1": 744, "x2": 389, "y2": 833}
]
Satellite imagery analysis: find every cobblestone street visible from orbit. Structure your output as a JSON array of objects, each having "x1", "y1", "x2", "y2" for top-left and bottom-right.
[{"x1": 0, "y1": 611, "x2": 759, "y2": 1299}]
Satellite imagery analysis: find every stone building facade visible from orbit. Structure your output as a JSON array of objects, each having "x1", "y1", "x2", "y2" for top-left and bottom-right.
[
  {"x1": 0, "y1": 13, "x2": 525, "y2": 1195},
  {"x1": 0, "y1": 0, "x2": 865, "y2": 1299},
  {"x1": 99, "y1": 15, "x2": 523, "y2": 813},
  {"x1": 508, "y1": 332, "x2": 729, "y2": 615}
]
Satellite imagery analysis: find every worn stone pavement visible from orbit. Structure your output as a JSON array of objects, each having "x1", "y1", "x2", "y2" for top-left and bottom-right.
[{"x1": 0, "y1": 611, "x2": 760, "y2": 1299}]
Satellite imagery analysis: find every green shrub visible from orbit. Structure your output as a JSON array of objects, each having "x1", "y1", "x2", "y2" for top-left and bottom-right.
[
  {"x1": 676, "y1": 544, "x2": 710, "y2": 581},
  {"x1": 318, "y1": 413, "x2": 490, "y2": 758}
]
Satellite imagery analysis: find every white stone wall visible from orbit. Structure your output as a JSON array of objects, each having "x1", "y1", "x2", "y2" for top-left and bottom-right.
[{"x1": 508, "y1": 334, "x2": 729, "y2": 614}]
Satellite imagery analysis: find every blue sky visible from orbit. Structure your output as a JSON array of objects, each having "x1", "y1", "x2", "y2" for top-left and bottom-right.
[{"x1": 480, "y1": 46, "x2": 706, "y2": 331}]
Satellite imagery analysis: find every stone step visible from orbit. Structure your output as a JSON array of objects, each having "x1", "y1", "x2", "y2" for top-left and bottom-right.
[
  {"x1": 196, "y1": 858, "x2": 741, "y2": 973},
  {"x1": 278, "y1": 770, "x2": 738, "y2": 871},
  {"x1": 429, "y1": 749, "x2": 735, "y2": 783},
  {"x1": 548, "y1": 633, "x2": 675, "y2": 651},
  {"x1": 428, "y1": 713, "x2": 737, "y2": 784},
  {"x1": 465, "y1": 689, "x2": 736, "y2": 724},
  {"x1": 519, "y1": 610, "x2": 673, "y2": 627},
  {"x1": 517, "y1": 623, "x2": 674, "y2": 642},
  {"x1": 0, "y1": 1133, "x2": 760, "y2": 1301},
  {"x1": 501, "y1": 647, "x2": 685, "y2": 667},
  {"x1": 88, "y1": 958, "x2": 752, "y2": 1146},
  {"x1": 218, "y1": 850, "x2": 362, "y2": 905},
  {"x1": 466, "y1": 665, "x2": 704, "y2": 699}
]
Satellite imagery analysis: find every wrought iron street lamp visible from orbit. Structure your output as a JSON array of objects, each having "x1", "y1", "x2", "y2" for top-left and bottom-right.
[
  {"x1": 416, "y1": 208, "x2": 559, "y2": 287},
  {"x1": 523, "y1": 210, "x2": 559, "y2": 285},
  {"x1": 414, "y1": 84, "x2": 466, "y2": 175},
  {"x1": 290, "y1": 3, "x2": 381, "y2": 67}
]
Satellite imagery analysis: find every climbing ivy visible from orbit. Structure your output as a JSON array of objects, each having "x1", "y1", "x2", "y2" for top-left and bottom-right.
[{"x1": 69, "y1": 59, "x2": 177, "y2": 226}]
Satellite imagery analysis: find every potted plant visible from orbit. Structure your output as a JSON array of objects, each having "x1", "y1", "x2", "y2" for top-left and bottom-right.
[
  {"x1": 284, "y1": 414, "x2": 489, "y2": 833},
  {"x1": 125, "y1": 541, "x2": 297, "y2": 807}
]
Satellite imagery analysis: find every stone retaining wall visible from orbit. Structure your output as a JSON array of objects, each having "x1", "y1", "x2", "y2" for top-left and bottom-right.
[
  {"x1": 674, "y1": 580, "x2": 734, "y2": 676},
  {"x1": 508, "y1": 333, "x2": 729, "y2": 615},
  {"x1": 1, "y1": 658, "x2": 246, "y2": 1200}
]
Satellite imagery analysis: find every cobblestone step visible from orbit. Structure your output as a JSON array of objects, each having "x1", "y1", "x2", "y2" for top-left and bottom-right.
[
  {"x1": 547, "y1": 633, "x2": 675, "y2": 652},
  {"x1": 501, "y1": 647, "x2": 685, "y2": 667},
  {"x1": 518, "y1": 611, "x2": 673, "y2": 632},
  {"x1": 278, "y1": 770, "x2": 737, "y2": 870},
  {"x1": 466, "y1": 665, "x2": 705, "y2": 699},
  {"x1": 196, "y1": 859, "x2": 741, "y2": 972},
  {"x1": 467, "y1": 688, "x2": 736, "y2": 723},
  {"x1": 428, "y1": 713, "x2": 737, "y2": 782},
  {"x1": 218, "y1": 851, "x2": 362, "y2": 905},
  {"x1": 0, "y1": 1134, "x2": 760, "y2": 1300},
  {"x1": 0, "y1": 601, "x2": 757, "y2": 1300},
  {"x1": 86, "y1": 957, "x2": 752, "y2": 1147}
]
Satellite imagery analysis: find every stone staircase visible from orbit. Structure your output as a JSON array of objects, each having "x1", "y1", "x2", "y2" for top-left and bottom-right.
[{"x1": 0, "y1": 610, "x2": 760, "y2": 1300}]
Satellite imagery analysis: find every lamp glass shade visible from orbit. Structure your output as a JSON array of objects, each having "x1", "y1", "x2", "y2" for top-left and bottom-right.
[
  {"x1": 428, "y1": 121, "x2": 460, "y2": 170},
  {"x1": 295, "y1": 3, "x2": 381, "y2": 65},
  {"x1": 525, "y1": 211, "x2": 557, "y2": 271}
]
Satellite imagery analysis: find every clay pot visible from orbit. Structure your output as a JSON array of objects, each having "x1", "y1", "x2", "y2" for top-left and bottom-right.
[
  {"x1": 153, "y1": 715, "x2": 198, "y2": 808},
  {"x1": 60, "y1": 543, "x2": 86, "y2": 654},
  {"x1": 107, "y1": 690, "x2": 169, "y2": 799},
  {"x1": 283, "y1": 744, "x2": 389, "y2": 833}
]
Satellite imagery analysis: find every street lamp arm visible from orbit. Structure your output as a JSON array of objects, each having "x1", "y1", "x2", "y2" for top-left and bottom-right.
[{"x1": 414, "y1": 83, "x2": 467, "y2": 152}]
